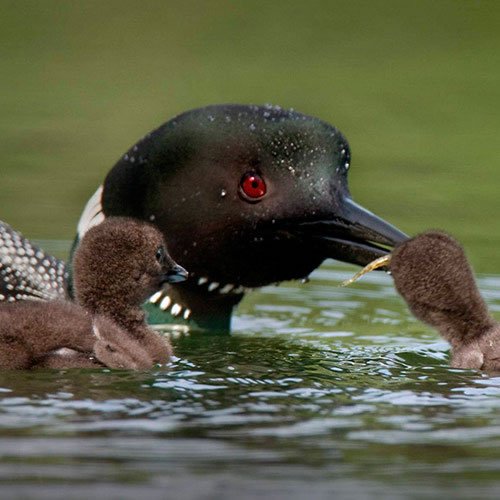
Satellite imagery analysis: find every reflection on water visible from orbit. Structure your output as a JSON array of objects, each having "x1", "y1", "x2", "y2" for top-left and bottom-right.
[{"x1": 0, "y1": 259, "x2": 500, "y2": 498}]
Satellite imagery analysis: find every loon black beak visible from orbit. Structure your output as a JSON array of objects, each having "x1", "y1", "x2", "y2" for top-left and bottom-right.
[
  {"x1": 162, "y1": 264, "x2": 189, "y2": 284},
  {"x1": 297, "y1": 197, "x2": 408, "y2": 267}
]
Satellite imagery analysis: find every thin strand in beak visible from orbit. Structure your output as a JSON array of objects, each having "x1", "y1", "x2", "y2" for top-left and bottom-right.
[{"x1": 341, "y1": 254, "x2": 392, "y2": 287}]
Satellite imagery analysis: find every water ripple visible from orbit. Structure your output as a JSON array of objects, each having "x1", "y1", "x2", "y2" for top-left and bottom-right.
[{"x1": 0, "y1": 262, "x2": 500, "y2": 495}]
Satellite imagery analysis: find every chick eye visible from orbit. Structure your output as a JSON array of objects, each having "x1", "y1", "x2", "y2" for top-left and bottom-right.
[
  {"x1": 156, "y1": 246, "x2": 166, "y2": 264},
  {"x1": 240, "y1": 172, "x2": 267, "y2": 201}
]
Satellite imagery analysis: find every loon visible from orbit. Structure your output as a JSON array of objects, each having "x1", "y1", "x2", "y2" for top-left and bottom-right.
[
  {"x1": 0, "y1": 217, "x2": 187, "y2": 369},
  {"x1": 0, "y1": 104, "x2": 407, "y2": 331},
  {"x1": 390, "y1": 231, "x2": 500, "y2": 372}
]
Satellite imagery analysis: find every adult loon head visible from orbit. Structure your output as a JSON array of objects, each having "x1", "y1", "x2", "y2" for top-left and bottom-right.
[{"x1": 74, "y1": 104, "x2": 407, "y2": 330}]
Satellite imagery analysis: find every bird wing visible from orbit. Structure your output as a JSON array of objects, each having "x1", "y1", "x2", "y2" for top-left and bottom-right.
[{"x1": 0, "y1": 220, "x2": 67, "y2": 302}]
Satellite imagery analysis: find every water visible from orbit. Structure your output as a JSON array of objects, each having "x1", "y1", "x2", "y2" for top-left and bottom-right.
[{"x1": 1, "y1": 258, "x2": 500, "y2": 499}]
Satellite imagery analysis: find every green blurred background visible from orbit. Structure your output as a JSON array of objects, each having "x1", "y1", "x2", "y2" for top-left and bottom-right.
[{"x1": 1, "y1": 0, "x2": 498, "y2": 270}]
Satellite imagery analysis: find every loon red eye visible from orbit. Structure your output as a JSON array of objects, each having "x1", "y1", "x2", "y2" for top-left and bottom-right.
[{"x1": 240, "y1": 172, "x2": 267, "y2": 200}]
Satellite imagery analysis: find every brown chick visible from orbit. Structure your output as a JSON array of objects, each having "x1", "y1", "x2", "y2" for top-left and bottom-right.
[
  {"x1": 0, "y1": 217, "x2": 187, "y2": 370},
  {"x1": 390, "y1": 231, "x2": 500, "y2": 371},
  {"x1": 0, "y1": 302, "x2": 154, "y2": 369},
  {"x1": 72, "y1": 217, "x2": 187, "y2": 364}
]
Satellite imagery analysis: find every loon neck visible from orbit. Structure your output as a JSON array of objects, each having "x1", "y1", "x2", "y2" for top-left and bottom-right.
[{"x1": 146, "y1": 282, "x2": 244, "y2": 332}]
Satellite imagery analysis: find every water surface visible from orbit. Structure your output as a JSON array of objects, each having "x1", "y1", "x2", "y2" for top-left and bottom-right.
[{"x1": 1, "y1": 258, "x2": 500, "y2": 499}]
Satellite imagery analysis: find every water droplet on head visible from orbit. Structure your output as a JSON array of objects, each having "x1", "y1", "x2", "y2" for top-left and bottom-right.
[{"x1": 220, "y1": 189, "x2": 227, "y2": 198}]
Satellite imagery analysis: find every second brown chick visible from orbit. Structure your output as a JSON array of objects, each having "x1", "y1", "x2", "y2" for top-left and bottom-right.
[{"x1": 390, "y1": 231, "x2": 500, "y2": 372}]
